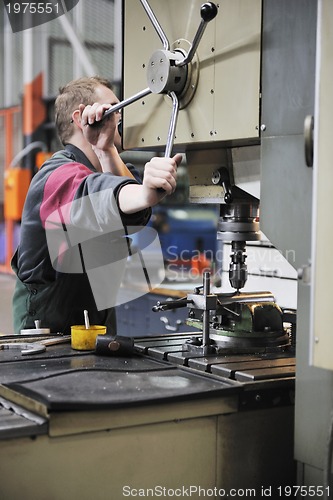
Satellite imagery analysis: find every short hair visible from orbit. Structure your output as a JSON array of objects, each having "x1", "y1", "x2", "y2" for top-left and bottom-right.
[{"x1": 55, "y1": 76, "x2": 113, "y2": 145}]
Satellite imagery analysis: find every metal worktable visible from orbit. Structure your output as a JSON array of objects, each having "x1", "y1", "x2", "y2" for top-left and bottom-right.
[{"x1": 0, "y1": 333, "x2": 296, "y2": 499}]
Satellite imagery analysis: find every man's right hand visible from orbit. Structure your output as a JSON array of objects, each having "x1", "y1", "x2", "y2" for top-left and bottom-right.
[
  {"x1": 118, "y1": 154, "x2": 182, "y2": 214},
  {"x1": 141, "y1": 154, "x2": 182, "y2": 202}
]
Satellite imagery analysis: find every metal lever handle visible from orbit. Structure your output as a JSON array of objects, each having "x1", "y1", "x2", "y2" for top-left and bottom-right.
[
  {"x1": 101, "y1": 84, "x2": 178, "y2": 160},
  {"x1": 140, "y1": 0, "x2": 170, "y2": 50},
  {"x1": 211, "y1": 168, "x2": 233, "y2": 203},
  {"x1": 157, "y1": 91, "x2": 179, "y2": 192},
  {"x1": 165, "y1": 91, "x2": 179, "y2": 158},
  {"x1": 304, "y1": 114, "x2": 314, "y2": 167},
  {"x1": 102, "y1": 87, "x2": 152, "y2": 121},
  {"x1": 176, "y1": 2, "x2": 218, "y2": 67},
  {"x1": 152, "y1": 297, "x2": 190, "y2": 312}
]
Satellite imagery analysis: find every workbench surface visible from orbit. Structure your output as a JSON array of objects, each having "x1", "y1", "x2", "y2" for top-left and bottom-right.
[{"x1": 0, "y1": 333, "x2": 295, "y2": 441}]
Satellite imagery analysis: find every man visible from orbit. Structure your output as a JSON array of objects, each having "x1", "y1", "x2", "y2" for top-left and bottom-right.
[{"x1": 12, "y1": 76, "x2": 181, "y2": 334}]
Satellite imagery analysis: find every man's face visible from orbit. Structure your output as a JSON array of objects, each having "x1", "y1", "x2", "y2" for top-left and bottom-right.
[{"x1": 94, "y1": 84, "x2": 122, "y2": 151}]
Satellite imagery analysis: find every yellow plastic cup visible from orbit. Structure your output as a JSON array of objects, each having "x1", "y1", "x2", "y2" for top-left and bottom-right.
[{"x1": 71, "y1": 325, "x2": 107, "y2": 350}]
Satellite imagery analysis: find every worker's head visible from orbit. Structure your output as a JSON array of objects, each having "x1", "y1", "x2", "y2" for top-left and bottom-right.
[{"x1": 55, "y1": 76, "x2": 121, "y2": 148}]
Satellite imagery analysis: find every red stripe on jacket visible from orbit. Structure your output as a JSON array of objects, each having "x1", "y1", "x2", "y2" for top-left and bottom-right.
[{"x1": 40, "y1": 162, "x2": 91, "y2": 228}]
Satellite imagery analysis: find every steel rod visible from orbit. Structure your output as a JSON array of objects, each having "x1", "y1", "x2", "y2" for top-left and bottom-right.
[
  {"x1": 202, "y1": 271, "x2": 211, "y2": 354},
  {"x1": 216, "y1": 291, "x2": 275, "y2": 306},
  {"x1": 164, "y1": 91, "x2": 179, "y2": 158},
  {"x1": 103, "y1": 87, "x2": 152, "y2": 119},
  {"x1": 139, "y1": 0, "x2": 170, "y2": 50},
  {"x1": 176, "y1": 18, "x2": 207, "y2": 67}
]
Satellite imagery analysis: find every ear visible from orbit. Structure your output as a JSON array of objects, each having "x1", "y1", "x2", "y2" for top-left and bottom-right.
[{"x1": 71, "y1": 109, "x2": 83, "y2": 130}]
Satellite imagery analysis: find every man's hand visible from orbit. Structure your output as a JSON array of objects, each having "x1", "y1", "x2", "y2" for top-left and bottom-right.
[
  {"x1": 79, "y1": 102, "x2": 118, "y2": 151},
  {"x1": 77, "y1": 102, "x2": 134, "y2": 177},
  {"x1": 142, "y1": 154, "x2": 182, "y2": 201},
  {"x1": 118, "y1": 154, "x2": 183, "y2": 214}
]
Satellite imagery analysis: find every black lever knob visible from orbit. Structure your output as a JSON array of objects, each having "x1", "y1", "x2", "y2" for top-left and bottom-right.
[{"x1": 201, "y1": 2, "x2": 218, "y2": 22}]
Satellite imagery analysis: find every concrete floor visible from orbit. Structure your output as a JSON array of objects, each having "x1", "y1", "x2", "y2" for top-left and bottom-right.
[{"x1": 0, "y1": 273, "x2": 15, "y2": 335}]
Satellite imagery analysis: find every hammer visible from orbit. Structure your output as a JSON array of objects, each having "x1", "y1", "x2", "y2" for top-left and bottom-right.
[{"x1": 95, "y1": 335, "x2": 136, "y2": 357}]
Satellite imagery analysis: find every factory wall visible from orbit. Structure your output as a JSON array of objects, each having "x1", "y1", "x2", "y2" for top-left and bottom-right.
[{"x1": 0, "y1": 0, "x2": 120, "y2": 208}]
